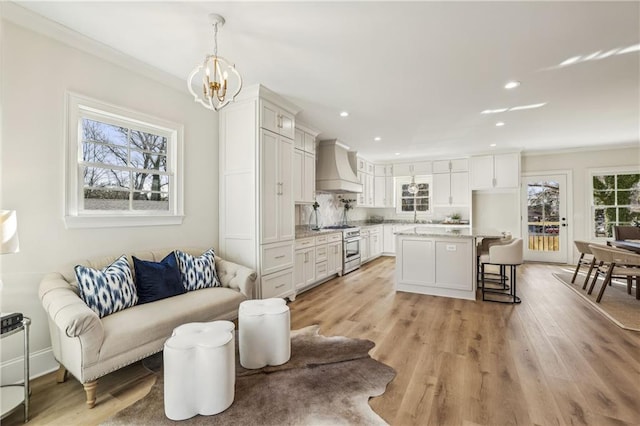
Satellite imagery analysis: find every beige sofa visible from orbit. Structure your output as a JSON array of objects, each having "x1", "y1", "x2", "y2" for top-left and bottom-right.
[{"x1": 38, "y1": 247, "x2": 256, "y2": 408}]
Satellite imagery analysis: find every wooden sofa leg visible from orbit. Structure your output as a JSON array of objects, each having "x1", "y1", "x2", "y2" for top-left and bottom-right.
[
  {"x1": 84, "y1": 380, "x2": 98, "y2": 408},
  {"x1": 56, "y1": 365, "x2": 68, "y2": 383}
]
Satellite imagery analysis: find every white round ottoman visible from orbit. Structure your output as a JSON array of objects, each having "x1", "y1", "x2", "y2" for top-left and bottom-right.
[
  {"x1": 238, "y1": 298, "x2": 291, "y2": 369},
  {"x1": 163, "y1": 320, "x2": 235, "y2": 421}
]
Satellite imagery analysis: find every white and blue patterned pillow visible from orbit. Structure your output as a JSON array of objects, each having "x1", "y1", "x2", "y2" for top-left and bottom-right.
[
  {"x1": 74, "y1": 255, "x2": 138, "y2": 318},
  {"x1": 175, "y1": 249, "x2": 221, "y2": 291}
]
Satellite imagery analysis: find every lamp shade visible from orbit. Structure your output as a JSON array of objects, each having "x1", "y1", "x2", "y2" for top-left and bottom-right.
[{"x1": 0, "y1": 210, "x2": 20, "y2": 254}]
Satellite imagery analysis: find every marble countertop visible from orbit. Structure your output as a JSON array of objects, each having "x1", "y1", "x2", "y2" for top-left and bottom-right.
[
  {"x1": 295, "y1": 226, "x2": 344, "y2": 239},
  {"x1": 394, "y1": 226, "x2": 503, "y2": 239}
]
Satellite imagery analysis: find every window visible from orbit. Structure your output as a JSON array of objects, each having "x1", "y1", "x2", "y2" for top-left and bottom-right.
[
  {"x1": 65, "y1": 93, "x2": 184, "y2": 228},
  {"x1": 591, "y1": 170, "x2": 640, "y2": 238},
  {"x1": 395, "y1": 176, "x2": 432, "y2": 215}
]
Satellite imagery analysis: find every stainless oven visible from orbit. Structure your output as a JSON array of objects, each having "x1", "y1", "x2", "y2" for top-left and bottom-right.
[{"x1": 343, "y1": 228, "x2": 362, "y2": 274}]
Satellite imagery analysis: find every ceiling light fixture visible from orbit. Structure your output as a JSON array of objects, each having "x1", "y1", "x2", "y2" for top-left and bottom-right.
[
  {"x1": 495, "y1": 122, "x2": 505, "y2": 127},
  {"x1": 504, "y1": 81, "x2": 520, "y2": 89},
  {"x1": 481, "y1": 102, "x2": 547, "y2": 114},
  {"x1": 374, "y1": 137, "x2": 381, "y2": 141},
  {"x1": 187, "y1": 13, "x2": 242, "y2": 111},
  {"x1": 490, "y1": 143, "x2": 497, "y2": 147},
  {"x1": 340, "y1": 111, "x2": 349, "y2": 117},
  {"x1": 394, "y1": 152, "x2": 400, "y2": 156}
]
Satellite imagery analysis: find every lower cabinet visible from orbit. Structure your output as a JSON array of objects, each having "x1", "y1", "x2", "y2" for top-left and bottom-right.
[
  {"x1": 294, "y1": 232, "x2": 342, "y2": 295},
  {"x1": 361, "y1": 225, "x2": 383, "y2": 264},
  {"x1": 262, "y1": 268, "x2": 295, "y2": 299}
]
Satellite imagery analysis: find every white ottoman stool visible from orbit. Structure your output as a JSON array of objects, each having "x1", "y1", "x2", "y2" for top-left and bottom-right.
[
  {"x1": 163, "y1": 320, "x2": 235, "y2": 421},
  {"x1": 238, "y1": 298, "x2": 290, "y2": 369}
]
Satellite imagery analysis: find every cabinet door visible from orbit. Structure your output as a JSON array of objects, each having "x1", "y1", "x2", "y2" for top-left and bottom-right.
[
  {"x1": 385, "y1": 176, "x2": 395, "y2": 207},
  {"x1": 357, "y1": 157, "x2": 366, "y2": 172},
  {"x1": 278, "y1": 138, "x2": 294, "y2": 241},
  {"x1": 294, "y1": 249, "x2": 305, "y2": 289},
  {"x1": 261, "y1": 130, "x2": 279, "y2": 244},
  {"x1": 293, "y1": 149, "x2": 304, "y2": 203},
  {"x1": 450, "y1": 172, "x2": 469, "y2": 206},
  {"x1": 393, "y1": 163, "x2": 411, "y2": 177},
  {"x1": 435, "y1": 240, "x2": 472, "y2": 290},
  {"x1": 361, "y1": 234, "x2": 370, "y2": 262},
  {"x1": 304, "y1": 248, "x2": 315, "y2": 286},
  {"x1": 374, "y1": 164, "x2": 386, "y2": 176},
  {"x1": 304, "y1": 132, "x2": 316, "y2": 154},
  {"x1": 469, "y1": 155, "x2": 494, "y2": 190},
  {"x1": 303, "y1": 152, "x2": 315, "y2": 202},
  {"x1": 370, "y1": 231, "x2": 381, "y2": 257},
  {"x1": 432, "y1": 172, "x2": 451, "y2": 206},
  {"x1": 327, "y1": 241, "x2": 341, "y2": 274},
  {"x1": 494, "y1": 153, "x2": 520, "y2": 188},
  {"x1": 367, "y1": 162, "x2": 375, "y2": 174},
  {"x1": 398, "y1": 237, "x2": 435, "y2": 285},
  {"x1": 383, "y1": 225, "x2": 395, "y2": 254},
  {"x1": 279, "y1": 110, "x2": 295, "y2": 140},
  {"x1": 374, "y1": 175, "x2": 386, "y2": 207},
  {"x1": 261, "y1": 101, "x2": 280, "y2": 135},
  {"x1": 433, "y1": 160, "x2": 451, "y2": 173},
  {"x1": 450, "y1": 158, "x2": 469, "y2": 172},
  {"x1": 413, "y1": 161, "x2": 433, "y2": 175},
  {"x1": 357, "y1": 171, "x2": 366, "y2": 205},
  {"x1": 367, "y1": 173, "x2": 375, "y2": 206},
  {"x1": 262, "y1": 268, "x2": 294, "y2": 299},
  {"x1": 294, "y1": 129, "x2": 305, "y2": 150}
]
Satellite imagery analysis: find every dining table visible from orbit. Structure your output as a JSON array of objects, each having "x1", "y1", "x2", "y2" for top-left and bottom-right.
[{"x1": 608, "y1": 239, "x2": 640, "y2": 254}]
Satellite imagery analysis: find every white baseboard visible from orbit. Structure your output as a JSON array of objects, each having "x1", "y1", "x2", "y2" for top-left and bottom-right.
[{"x1": 1, "y1": 347, "x2": 59, "y2": 385}]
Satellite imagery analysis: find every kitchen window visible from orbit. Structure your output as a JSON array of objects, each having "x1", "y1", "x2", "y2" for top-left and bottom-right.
[
  {"x1": 65, "y1": 93, "x2": 184, "y2": 228},
  {"x1": 590, "y1": 169, "x2": 640, "y2": 238},
  {"x1": 395, "y1": 176, "x2": 432, "y2": 215}
]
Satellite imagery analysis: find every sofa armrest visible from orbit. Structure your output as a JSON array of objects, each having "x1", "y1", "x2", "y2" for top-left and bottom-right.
[
  {"x1": 216, "y1": 259, "x2": 257, "y2": 299},
  {"x1": 39, "y1": 272, "x2": 104, "y2": 343}
]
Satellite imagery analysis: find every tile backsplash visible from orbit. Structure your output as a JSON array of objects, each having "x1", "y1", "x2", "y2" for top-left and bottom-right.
[{"x1": 296, "y1": 193, "x2": 367, "y2": 227}]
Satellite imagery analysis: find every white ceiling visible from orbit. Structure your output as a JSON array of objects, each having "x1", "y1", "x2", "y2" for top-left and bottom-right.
[{"x1": 8, "y1": 1, "x2": 640, "y2": 161}]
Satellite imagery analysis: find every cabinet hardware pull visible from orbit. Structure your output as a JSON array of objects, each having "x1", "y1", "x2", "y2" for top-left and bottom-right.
[
  {"x1": 275, "y1": 255, "x2": 285, "y2": 259},
  {"x1": 275, "y1": 284, "x2": 285, "y2": 289}
]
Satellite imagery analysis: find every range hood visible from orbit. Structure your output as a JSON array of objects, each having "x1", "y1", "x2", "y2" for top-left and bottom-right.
[{"x1": 316, "y1": 139, "x2": 363, "y2": 193}]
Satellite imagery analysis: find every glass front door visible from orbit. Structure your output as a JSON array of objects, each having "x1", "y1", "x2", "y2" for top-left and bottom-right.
[{"x1": 522, "y1": 174, "x2": 568, "y2": 263}]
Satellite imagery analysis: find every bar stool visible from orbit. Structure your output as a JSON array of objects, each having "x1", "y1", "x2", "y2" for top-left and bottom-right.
[
  {"x1": 480, "y1": 238, "x2": 523, "y2": 304},
  {"x1": 476, "y1": 234, "x2": 512, "y2": 286},
  {"x1": 572, "y1": 241, "x2": 596, "y2": 289}
]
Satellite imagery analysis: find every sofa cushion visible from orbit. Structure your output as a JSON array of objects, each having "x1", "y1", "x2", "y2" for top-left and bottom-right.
[
  {"x1": 98, "y1": 287, "x2": 246, "y2": 362},
  {"x1": 74, "y1": 255, "x2": 138, "y2": 318},
  {"x1": 133, "y1": 253, "x2": 185, "y2": 304},
  {"x1": 175, "y1": 248, "x2": 221, "y2": 291}
]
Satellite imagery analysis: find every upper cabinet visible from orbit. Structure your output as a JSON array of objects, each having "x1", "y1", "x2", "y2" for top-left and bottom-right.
[
  {"x1": 433, "y1": 158, "x2": 469, "y2": 206},
  {"x1": 394, "y1": 161, "x2": 433, "y2": 177},
  {"x1": 373, "y1": 165, "x2": 395, "y2": 208},
  {"x1": 469, "y1": 153, "x2": 520, "y2": 190},
  {"x1": 261, "y1": 100, "x2": 295, "y2": 140},
  {"x1": 293, "y1": 125, "x2": 319, "y2": 204},
  {"x1": 433, "y1": 158, "x2": 469, "y2": 173}
]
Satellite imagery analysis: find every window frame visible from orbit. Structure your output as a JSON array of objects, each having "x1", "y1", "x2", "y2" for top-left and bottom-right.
[
  {"x1": 589, "y1": 166, "x2": 640, "y2": 239},
  {"x1": 395, "y1": 175, "x2": 433, "y2": 216},
  {"x1": 65, "y1": 92, "x2": 184, "y2": 228}
]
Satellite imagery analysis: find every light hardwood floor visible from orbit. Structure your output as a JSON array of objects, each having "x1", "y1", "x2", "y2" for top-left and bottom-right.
[{"x1": 5, "y1": 258, "x2": 640, "y2": 425}]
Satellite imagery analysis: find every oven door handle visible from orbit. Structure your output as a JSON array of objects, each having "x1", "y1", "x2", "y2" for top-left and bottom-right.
[{"x1": 345, "y1": 237, "x2": 362, "y2": 242}]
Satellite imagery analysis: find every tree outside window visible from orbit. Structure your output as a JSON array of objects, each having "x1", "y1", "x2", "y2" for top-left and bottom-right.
[{"x1": 592, "y1": 172, "x2": 640, "y2": 237}]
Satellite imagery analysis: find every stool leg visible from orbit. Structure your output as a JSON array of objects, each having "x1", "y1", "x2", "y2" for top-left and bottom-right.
[
  {"x1": 481, "y1": 263, "x2": 486, "y2": 300},
  {"x1": 582, "y1": 258, "x2": 596, "y2": 290}
]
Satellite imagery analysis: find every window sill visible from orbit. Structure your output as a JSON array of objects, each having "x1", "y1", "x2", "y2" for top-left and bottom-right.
[{"x1": 64, "y1": 214, "x2": 184, "y2": 229}]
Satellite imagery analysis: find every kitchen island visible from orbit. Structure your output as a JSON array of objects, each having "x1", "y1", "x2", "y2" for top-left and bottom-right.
[{"x1": 395, "y1": 226, "x2": 503, "y2": 300}]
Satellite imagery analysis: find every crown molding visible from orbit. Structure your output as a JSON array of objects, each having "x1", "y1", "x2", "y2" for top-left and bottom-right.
[
  {"x1": 522, "y1": 142, "x2": 639, "y2": 157},
  {"x1": 1, "y1": 2, "x2": 185, "y2": 92}
]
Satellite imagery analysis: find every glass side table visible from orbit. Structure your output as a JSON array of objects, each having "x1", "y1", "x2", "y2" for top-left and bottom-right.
[{"x1": 1, "y1": 317, "x2": 30, "y2": 423}]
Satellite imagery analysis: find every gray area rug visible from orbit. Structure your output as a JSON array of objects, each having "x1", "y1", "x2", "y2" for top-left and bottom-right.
[
  {"x1": 553, "y1": 268, "x2": 640, "y2": 331},
  {"x1": 102, "y1": 325, "x2": 396, "y2": 425}
]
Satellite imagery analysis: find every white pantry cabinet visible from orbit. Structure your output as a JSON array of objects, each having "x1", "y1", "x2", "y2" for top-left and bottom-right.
[
  {"x1": 293, "y1": 125, "x2": 318, "y2": 204},
  {"x1": 219, "y1": 85, "x2": 300, "y2": 300}
]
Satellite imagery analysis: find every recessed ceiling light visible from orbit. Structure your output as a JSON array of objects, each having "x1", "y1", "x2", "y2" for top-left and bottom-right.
[
  {"x1": 481, "y1": 108, "x2": 508, "y2": 114},
  {"x1": 495, "y1": 122, "x2": 505, "y2": 127},
  {"x1": 504, "y1": 81, "x2": 520, "y2": 89},
  {"x1": 490, "y1": 143, "x2": 497, "y2": 147},
  {"x1": 339, "y1": 111, "x2": 349, "y2": 117},
  {"x1": 374, "y1": 137, "x2": 381, "y2": 141},
  {"x1": 394, "y1": 152, "x2": 400, "y2": 156},
  {"x1": 509, "y1": 102, "x2": 546, "y2": 111}
]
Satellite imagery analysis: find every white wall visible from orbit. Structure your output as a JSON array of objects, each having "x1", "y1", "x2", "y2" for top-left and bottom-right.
[
  {"x1": 472, "y1": 191, "x2": 520, "y2": 236},
  {"x1": 0, "y1": 19, "x2": 219, "y2": 382},
  {"x1": 522, "y1": 145, "x2": 640, "y2": 262}
]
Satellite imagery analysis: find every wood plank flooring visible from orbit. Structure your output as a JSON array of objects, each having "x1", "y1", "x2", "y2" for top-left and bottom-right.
[{"x1": 5, "y1": 258, "x2": 640, "y2": 425}]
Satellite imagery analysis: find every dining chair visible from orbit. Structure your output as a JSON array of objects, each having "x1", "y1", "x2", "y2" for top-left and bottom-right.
[
  {"x1": 613, "y1": 225, "x2": 640, "y2": 240},
  {"x1": 480, "y1": 238, "x2": 523, "y2": 304},
  {"x1": 572, "y1": 241, "x2": 596, "y2": 289},
  {"x1": 587, "y1": 244, "x2": 637, "y2": 302}
]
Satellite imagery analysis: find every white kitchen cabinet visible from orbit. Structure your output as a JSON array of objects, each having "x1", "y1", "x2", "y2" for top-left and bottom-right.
[
  {"x1": 261, "y1": 100, "x2": 295, "y2": 140},
  {"x1": 261, "y1": 130, "x2": 294, "y2": 244},
  {"x1": 293, "y1": 149, "x2": 304, "y2": 202},
  {"x1": 219, "y1": 85, "x2": 299, "y2": 300},
  {"x1": 370, "y1": 227, "x2": 382, "y2": 259},
  {"x1": 327, "y1": 241, "x2": 342, "y2": 275},
  {"x1": 435, "y1": 240, "x2": 472, "y2": 291},
  {"x1": 361, "y1": 229, "x2": 370, "y2": 262},
  {"x1": 433, "y1": 169, "x2": 469, "y2": 207},
  {"x1": 294, "y1": 247, "x2": 315, "y2": 290},
  {"x1": 367, "y1": 173, "x2": 374, "y2": 206},
  {"x1": 469, "y1": 153, "x2": 520, "y2": 190},
  {"x1": 393, "y1": 161, "x2": 432, "y2": 177},
  {"x1": 383, "y1": 224, "x2": 395, "y2": 254},
  {"x1": 434, "y1": 158, "x2": 468, "y2": 173},
  {"x1": 374, "y1": 175, "x2": 386, "y2": 207},
  {"x1": 293, "y1": 125, "x2": 318, "y2": 204}
]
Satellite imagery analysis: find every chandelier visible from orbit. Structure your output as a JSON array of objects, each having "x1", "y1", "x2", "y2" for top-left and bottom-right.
[{"x1": 187, "y1": 14, "x2": 242, "y2": 111}]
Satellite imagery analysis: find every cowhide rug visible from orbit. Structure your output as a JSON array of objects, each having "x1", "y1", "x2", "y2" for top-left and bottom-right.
[{"x1": 102, "y1": 325, "x2": 396, "y2": 425}]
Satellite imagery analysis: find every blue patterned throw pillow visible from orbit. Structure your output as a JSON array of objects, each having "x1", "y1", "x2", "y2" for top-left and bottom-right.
[
  {"x1": 74, "y1": 255, "x2": 138, "y2": 318},
  {"x1": 175, "y1": 249, "x2": 221, "y2": 291}
]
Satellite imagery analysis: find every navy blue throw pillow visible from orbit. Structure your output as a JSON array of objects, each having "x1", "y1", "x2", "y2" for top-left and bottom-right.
[{"x1": 133, "y1": 253, "x2": 185, "y2": 304}]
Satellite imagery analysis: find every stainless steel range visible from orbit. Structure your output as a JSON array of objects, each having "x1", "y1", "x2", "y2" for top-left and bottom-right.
[{"x1": 323, "y1": 225, "x2": 361, "y2": 274}]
